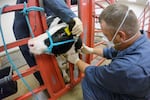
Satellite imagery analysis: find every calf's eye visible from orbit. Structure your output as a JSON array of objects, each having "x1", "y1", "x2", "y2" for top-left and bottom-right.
[{"x1": 29, "y1": 44, "x2": 34, "y2": 47}]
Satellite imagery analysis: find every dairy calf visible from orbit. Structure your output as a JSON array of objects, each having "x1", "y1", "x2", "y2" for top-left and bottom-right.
[{"x1": 28, "y1": 16, "x2": 82, "y2": 83}]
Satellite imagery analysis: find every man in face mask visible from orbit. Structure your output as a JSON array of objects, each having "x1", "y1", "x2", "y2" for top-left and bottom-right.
[{"x1": 67, "y1": 4, "x2": 150, "y2": 100}]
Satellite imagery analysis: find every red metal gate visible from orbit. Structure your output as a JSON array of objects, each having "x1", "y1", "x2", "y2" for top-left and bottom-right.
[{"x1": 138, "y1": 1, "x2": 150, "y2": 38}]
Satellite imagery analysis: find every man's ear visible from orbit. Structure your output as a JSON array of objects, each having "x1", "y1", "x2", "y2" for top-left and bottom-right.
[{"x1": 118, "y1": 31, "x2": 126, "y2": 42}]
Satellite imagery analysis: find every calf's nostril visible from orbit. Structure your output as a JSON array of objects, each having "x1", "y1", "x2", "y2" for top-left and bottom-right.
[{"x1": 29, "y1": 44, "x2": 34, "y2": 47}]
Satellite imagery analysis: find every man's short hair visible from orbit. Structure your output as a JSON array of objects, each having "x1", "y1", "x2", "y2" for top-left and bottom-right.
[{"x1": 99, "y1": 4, "x2": 139, "y2": 37}]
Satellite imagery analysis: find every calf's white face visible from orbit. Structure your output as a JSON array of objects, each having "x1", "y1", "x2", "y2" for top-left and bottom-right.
[
  {"x1": 28, "y1": 33, "x2": 48, "y2": 55},
  {"x1": 28, "y1": 17, "x2": 68, "y2": 55}
]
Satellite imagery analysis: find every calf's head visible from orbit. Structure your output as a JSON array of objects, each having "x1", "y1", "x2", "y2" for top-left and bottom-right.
[{"x1": 28, "y1": 16, "x2": 82, "y2": 55}]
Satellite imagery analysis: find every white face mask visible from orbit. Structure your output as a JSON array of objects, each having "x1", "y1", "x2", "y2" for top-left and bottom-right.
[{"x1": 107, "y1": 8, "x2": 130, "y2": 48}]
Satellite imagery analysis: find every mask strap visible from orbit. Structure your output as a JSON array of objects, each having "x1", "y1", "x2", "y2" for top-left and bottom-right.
[
  {"x1": 122, "y1": 32, "x2": 138, "y2": 43},
  {"x1": 111, "y1": 8, "x2": 131, "y2": 42}
]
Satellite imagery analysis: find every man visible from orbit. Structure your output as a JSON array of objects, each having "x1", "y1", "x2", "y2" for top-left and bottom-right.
[
  {"x1": 67, "y1": 4, "x2": 150, "y2": 100},
  {"x1": 13, "y1": 0, "x2": 83, "y2": 85}
]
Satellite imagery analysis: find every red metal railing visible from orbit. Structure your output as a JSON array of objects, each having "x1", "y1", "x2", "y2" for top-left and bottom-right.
[
  {"x1": 138, "y1": 2, "x2": 150, "y2": 38},
  {"x1": 89, "y1": 0, "x2": 115, "y2": 66}
]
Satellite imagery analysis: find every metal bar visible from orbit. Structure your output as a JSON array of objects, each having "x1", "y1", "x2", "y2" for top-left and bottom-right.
[
  {"x1": 108, "y1": 0, "x2": 115, "y2": 4},
  {"x1": 12, "y1": 66, "x2": 38, "y2": 81},
  {"x1": 94, "y1": 41, "x2": 106, "y2": 47},
  {"x1": 95, "y1": 58, "x2": 106, "y2": 66},
  {"x1": 15, "y1": 85, "x2": 46, "y2": 100},
  {"x1": 95, "y1": 2, "x2": 105, "y2": 9},
  {"x1": 79, "y1": 0, "x2": 95, "y2": 63},
  {"x1": 147, "y1": 9, "x2": 150, "y2": 38},
  {"x1": 0, "y1": 38, "x2": 29, "y2": 52},
  {"x1": 2, "y1": 4, "x2": 24, "y2": 13}
]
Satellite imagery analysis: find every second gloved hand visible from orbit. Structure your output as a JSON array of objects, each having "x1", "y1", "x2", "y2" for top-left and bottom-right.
[
  {"x1": 81, "y1": 44, "x2": 94, "y2": 54},
  {"x1": 67, "y1": 53, "x2": 80, "y2": 65},
  {"x1": 69, "y1": 17, "x2": 83, "y2": 36}
]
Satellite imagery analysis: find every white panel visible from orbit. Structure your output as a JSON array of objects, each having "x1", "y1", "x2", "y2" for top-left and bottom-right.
[{"x1": 0, "y1": 0, "x2": 18, "y2": 55}]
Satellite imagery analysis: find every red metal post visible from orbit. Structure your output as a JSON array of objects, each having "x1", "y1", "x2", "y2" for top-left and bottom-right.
[
  {"x1": 79, "y1": 0, "x2": 95, "y2": 63},
  {"x1": 148, "y1": 12, "x2": 150, "y2": 38},
  {"x1": 142, "y1": 7, "x2": 146, "y2": 30},
  {"x1": 27, "y1": 0, "x2": 66, "y2": 97},
  {"x1": 147, "y1": 3, "x2": 150, "y2": 38},
  {"x1": 109, "y1": 0, "x2": 115, "y2": 4}
]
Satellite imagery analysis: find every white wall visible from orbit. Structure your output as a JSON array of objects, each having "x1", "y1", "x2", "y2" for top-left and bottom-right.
[
  {"x1": 117, "y1": 1, "x2": 148, "y2": 31},
  {"x1": 95, "y1": 1, "x2": 145, "y2": 29},
  {"x1": 0, "y1": 0, "x2": 17, "y2": 47},
  {"x1": 117, "y1": 1, "x2": 145, "y2": 18}
]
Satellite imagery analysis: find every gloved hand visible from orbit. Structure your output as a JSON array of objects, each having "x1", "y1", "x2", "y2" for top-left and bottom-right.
[
  {"x1": 81, "y1": 44, "x2": 94, "y2": 54},
  {"x1": 68, "y1": 17, "x2": 83, "y2": 36},
  {"x1": 67, "y1": 53, "x2": 80, "y2": 65}
]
